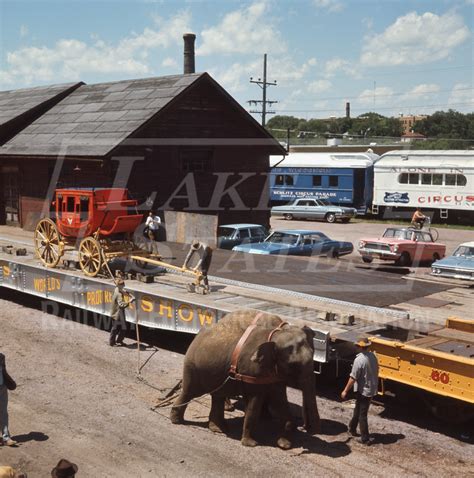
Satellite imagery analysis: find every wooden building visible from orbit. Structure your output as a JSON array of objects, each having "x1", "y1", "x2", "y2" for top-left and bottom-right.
[
  {"x1": 0, "y1": 82, "x2": 83, "y2": 224},
  {"x1": 0, "y1": 73, "x2": 284, "y2": 230}
]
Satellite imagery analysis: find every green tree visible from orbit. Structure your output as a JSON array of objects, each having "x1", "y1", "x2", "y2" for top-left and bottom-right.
[
  {"x1": 266, "y1": 115, "x2": 301, "y2": 130},
  {"x1": 414, "y1": 110, "x2": 471, "y2": 139}
]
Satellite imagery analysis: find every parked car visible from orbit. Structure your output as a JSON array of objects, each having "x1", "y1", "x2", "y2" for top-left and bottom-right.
[
  {"x1": 431, "y1": 242, "x2": 474, "y2": 281},
  {"x1": 217, "y1": 223, "x2": 268, "y2": 250},
  {"x1": 358, "y1": 227, "x2": 446, "y2": 266},
  {"x1": 232, "y1": 229, "x2": 353, "y2": 257},
  {"x1": 271, "y1": 198, "x2": 357, "y2": 223}
]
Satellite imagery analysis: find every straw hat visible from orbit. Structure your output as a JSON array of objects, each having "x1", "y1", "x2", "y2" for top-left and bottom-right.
[{"x1": 355, "y1": 337, "x2": 371, "y2": 348}]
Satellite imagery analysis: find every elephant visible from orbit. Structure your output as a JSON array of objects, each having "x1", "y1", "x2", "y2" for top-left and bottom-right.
[{"x1": 170, "y1": 309, "x2": 320, "y2": 449}]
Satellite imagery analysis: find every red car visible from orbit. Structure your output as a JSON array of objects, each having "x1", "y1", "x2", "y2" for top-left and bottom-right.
[{"x1": 358, "y1": 227, "x2": 446, "y2": 267}]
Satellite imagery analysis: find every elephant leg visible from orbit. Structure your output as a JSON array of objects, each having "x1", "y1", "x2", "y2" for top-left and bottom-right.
[
  {"x1": 170, "y1": 389, "x2": 192, "y2": 424},
  {"x1": 269, "y1": 386, "x2": 295, "y2": 450},
  {"x1": 241, "y1": 394, "x2": 264, "y2": 447},
  {"x1": 209, "y1": 395, "x2": 227, "y2": 433},
  {"x1": 170, "y1": 370, "x2": 195, "y2": 424}
]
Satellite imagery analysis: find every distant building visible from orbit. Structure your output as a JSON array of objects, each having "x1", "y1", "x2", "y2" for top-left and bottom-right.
[
  {"x1": 399, "y1": 114, "x2": 428, "y2": 135},
  {"x1": 401, "y1": 131, "x2": 427, "y2": 143}
]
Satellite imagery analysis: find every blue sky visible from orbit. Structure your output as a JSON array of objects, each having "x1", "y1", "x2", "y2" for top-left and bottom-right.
[{"x1": 0, "y1": 0, "x2": 472, "y2": 120}]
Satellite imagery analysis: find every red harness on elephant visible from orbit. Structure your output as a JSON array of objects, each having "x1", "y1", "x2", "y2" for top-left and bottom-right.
[{"x1": 228, "y1": 313, "x2": 288, "y2": 384}]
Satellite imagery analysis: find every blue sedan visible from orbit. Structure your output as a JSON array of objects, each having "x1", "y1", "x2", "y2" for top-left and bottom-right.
[
  {"x1": 431, "y1": 242, "x2": 474, "y2": 281},
  {"x1": 232, "y1": 229, "x2": 354, "y2": 257}
]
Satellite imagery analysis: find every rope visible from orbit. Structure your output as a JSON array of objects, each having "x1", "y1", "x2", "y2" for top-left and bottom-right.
[{"x1": 151, "y1": 376, "x2": 234, "y2": 410}]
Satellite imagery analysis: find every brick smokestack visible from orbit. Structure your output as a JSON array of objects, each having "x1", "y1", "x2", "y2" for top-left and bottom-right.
[
  {"x1": 183, "y1": 33, "x2": 196, "y2": 74},
  {"x1": 345, "y1": 102, "x2": 350, "y2": 118}
]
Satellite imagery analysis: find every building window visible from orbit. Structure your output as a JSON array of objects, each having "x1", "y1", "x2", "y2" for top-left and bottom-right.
[
  {"x1": 329, "y1": 176, "x2": 338, "y2": 187},
  {"x1": 399, "y1": 173, "x2": 408, "y2": 184},
  {"x1": 181, "y1": 150, "x2": 213, "y2": 172},
  {"x1": 421, "y1": 174, "x2": 431, "y2": 185},
  {"x1": 445, "y1": 174, "x2": 456, "y2": 186}
]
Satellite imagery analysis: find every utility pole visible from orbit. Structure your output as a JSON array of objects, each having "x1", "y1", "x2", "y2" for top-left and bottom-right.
[{"x1": 248, "y1": 54, "x2": 277, "y2": 128}]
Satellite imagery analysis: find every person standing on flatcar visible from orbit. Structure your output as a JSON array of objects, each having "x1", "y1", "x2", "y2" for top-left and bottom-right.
[
  {"x1": 109, "y1": 278, "x2": 135, "y2": 347},
  {"x1": 145, "y1": 211, "x2": 161, "y2": 255}
]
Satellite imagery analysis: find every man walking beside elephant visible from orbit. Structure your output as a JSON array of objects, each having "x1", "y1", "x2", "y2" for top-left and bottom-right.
[
  {"x1": 341, "y1": 337, "x2": 379, "y2": 446},
  {"x1": 0, "y1": 352, "x2": 17, "y2": 446}
]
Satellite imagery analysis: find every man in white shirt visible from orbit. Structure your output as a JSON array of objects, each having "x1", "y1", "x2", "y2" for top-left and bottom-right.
[
  {"x1": 145, "y1": 211, "x2": 161, "y2": 254},
  {"x1": 341, "y1": 337, "x2": 379, "y2": 445}
]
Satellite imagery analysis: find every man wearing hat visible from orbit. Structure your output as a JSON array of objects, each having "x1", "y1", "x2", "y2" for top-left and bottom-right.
[
  {"x1": 341, "y1": 337, "x2": 379, "y2": 445},
  {"x1": 0, "y1": 353, "x2": 17, "y2": 447},
  {"x1": 51, "y1": 459, "x2": 78, "y2": 477},
  {"x1": 109, "y1": 277, "x2": 135, "y2": 347},
  {"x1": 183, "y1": 240, "x2": 213, "y2": 292}
]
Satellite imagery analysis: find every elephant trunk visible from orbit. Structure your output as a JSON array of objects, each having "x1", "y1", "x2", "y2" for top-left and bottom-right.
[{"x1": 301, "y1": 375, "x2": 320, "y2": 434}]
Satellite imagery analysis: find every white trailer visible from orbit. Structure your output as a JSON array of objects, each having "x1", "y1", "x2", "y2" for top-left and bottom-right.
[{"x1": 372, "y1": 150, "x2": 474, "y2": 221}]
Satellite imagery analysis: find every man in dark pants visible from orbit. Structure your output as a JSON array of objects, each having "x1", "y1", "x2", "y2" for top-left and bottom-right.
[
  {"x1": 341, "y1": 337, "x2": 379, "y2": 445},
  {"x1": 0, "y1": 353, "x2": 17, "y2": 446},
  {"x1": 183, "y1": 240, "x2": 213, "y2": 293},
  {"x1": 109, "y1": 278, "x2": 135, "y2": 347}
]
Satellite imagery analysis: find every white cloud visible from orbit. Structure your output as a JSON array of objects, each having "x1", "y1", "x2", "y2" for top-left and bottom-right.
[
  {"x1": 361, "y1": 11, "x2": 470, "y2": 66},
  {"x1": 198, "y1": 1, "x2": 286, "y2": 55},
  {"x1": 357, "y1": 86, "x2": 394, "y2": 106},
  {"x1": 209, "y1": 56, "x2": 317, "y2": 94},
  {"x1": 323, "y1": 57, "x2": 359, "y2": 78},
  {"x1": 208, "y1": 60, "x2": 261, "y2": 92},
  {"x1": 0, "y1": 11, "x2": 191, "y2": 87},
  {"x1": 19, "y1": 25, "x2": 28, "y2": 38},
  {"x1": 307, "y1": 79, "x2": 332, "y2": 93},
  {"x1": 401, "y1": 83, "x2": 440, "y2": 101},
  {"x1": 313, "y1": 0, "x2": 344, "y2": 13},
  {"x1": 162, "y1": 57, "x2": 178, "y2": 69},
  {"x1": 270, "y1": 57, "x2": 317, "y2": 83}
]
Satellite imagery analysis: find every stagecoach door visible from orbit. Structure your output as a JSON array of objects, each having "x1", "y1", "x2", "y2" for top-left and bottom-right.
[
  {"x1": 1, "y1": 167, "x2": 20, "y2": 226},
  {"x1": 61, "y1": 195, "x2": 80, "y2": 230},
  {"x1": 60, "y1": 194, "x2": 90, "y2": 233}
]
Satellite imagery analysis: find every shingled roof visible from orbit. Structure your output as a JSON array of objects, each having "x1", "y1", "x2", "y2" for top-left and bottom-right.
[
  {"x1": 0, "y1": 82, "x2": 82, "y2": 144},
  {"x1": 0, "y1": 74, "x2": 203, "y2": 157}
]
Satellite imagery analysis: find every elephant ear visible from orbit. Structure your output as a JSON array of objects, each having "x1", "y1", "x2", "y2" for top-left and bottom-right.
[
  {"x1": 250, "y1": 341, "x2": 276, "y2": 369},
  {"x1": 302, "y1": 326, "x2": 315, "y2": 345}
]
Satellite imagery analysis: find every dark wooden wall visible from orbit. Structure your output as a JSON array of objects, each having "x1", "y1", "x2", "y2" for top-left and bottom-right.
[
  {"x1": 116, "y1": 79, "x2": 274, "y2": 227},
  {"x1": 3, "y1": 77, "x2": 280, "y2": 230}
]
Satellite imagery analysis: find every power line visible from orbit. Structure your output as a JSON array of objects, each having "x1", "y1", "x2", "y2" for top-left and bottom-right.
[
  {"x1": 289, "y1": 87, "x2": 474, "y2": 103},
  {"x1": 247, "y1": 53, "x2": 278, "y2": 128},
  {"x1": 274, "y1": 101, "x2": 474, "y2": 114},
  {"x1": 267, "y1": 129, "x2": 474, "y2": 143}
]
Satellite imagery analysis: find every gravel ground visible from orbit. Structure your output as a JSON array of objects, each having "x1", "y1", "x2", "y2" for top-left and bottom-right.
[{"x1": 0, "y1": 294, "x2": 472, "y2": 477}]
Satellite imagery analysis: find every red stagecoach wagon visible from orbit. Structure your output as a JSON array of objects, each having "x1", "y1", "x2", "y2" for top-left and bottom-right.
[{"x1": 34, "y1": 188, "x2": 148, "y2": 277}]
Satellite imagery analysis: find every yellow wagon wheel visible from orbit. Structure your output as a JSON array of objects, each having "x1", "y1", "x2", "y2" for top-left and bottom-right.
[
  {"x1": 34, "y1": 218, "x2": 62, "y2": 268},
  {"x1": 79, "y1": 237, "x2": 103, "y2": 277}
]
